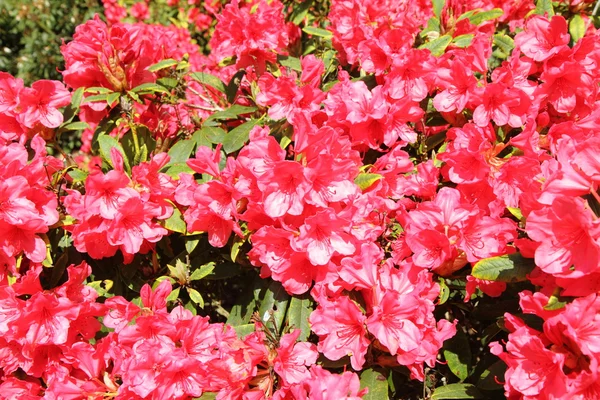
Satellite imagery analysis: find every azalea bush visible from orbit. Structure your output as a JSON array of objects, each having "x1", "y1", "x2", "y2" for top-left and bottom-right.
[{"x1": 1, "y1": 0, "x2": 600, "y2": 399}]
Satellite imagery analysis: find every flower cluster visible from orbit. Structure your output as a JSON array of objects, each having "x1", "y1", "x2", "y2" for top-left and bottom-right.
[{"x1": 1, "y1": 0, "x2": 600, "y2": 399}]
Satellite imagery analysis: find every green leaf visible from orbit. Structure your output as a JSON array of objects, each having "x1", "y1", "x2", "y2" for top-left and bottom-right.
[
  {"x1": 290, "y1": 0, "x2": 312, "y2": 25},
  {"x1": 544, "y1": 293, "x2": 568, "y2": 310},
  {"x1": 493, "y1": 34, "x2": 515, "y2": 54},
  {"x1": 83, "y1": 93, "x2": 110, "y2": 104},
  {"x1": 202, "y1": 261, "x2": 242, "y2": 280},
  {"x1": 569, "y1": 14, "x2": 586, "y2": 43},
  {"x1": 189, "y1": 262, "x2": 215, "y2": 281},
  {"x1": 421, "y1": 17, "x2": 442, "y2": 37},
  {"x1": 166, "y1": 286, "x2": 181, "y2": 302},
  {"x1": 302, "y1": 26, "x2": 333, "y2": 39},
  {"x1": 189, "y1": 71, "x2": 227, "y2": 94},
  {"x1": 477, "y1": 360, "x2": 507, "y2": 391},
  {"x1": 192, "y1": 126, "x2": 226, "y2": 147},
  {"x1": 185, "y1": 237, "x2": 200, "y2": 254},
  {"x1": 131, "y1": 82, "x2": 170, "y2": 95},
  {"x1": 286, "y1": 295, "x2": 313, "y2": 341},
  {"x1": 62, "y1": 87, "x2": 85, "y2": 123},
  {"x1": 431, "y1": 384, "x2": 484, "y2": 399},
  {"x1": 443, "y1": 329, "x2": 472, "y2": 381},
  {"x1": 258, "y1": 280, "x2": 290, "y2": 335},
  {"x1": 106, "y1": 92, "x2": 120, "y2": 107},
  {"x1": 67, "y1": 168, "x2": 88, "y2": 183},
  {"x1": 471, "y1": 253, "x2": 535, "y2": 282},
  {"x1": 534, "y1": 0, "x2": 554, "y2": 16},
  {"x1": 194, "y1": 392, "x2": 217, "y2": 400},
  {"x1": 438, "y1": 278, "x2": 450, "y2": 304},
  {"x1": 97, "y1": 135, "x2": 130, "y2": 172},
  {"x1": 162, "y1": 205, "x2": 187, "y2": 233},
  {"x1": 167, "y1": 139, "x2": 196, "y2": 165},
  {"x1": 163, "y1": 162, "x2": 194, "y2": 178},
  {"x1": 205, "y1": 105, "x2": 257, "y2": 123},
  {"x1": 232, "y1": 323, "x2": 255, "y2": 338},
  {"x1": 354, "y1": 173, "x2": 382, "y2": 191},
  {"x1": 462, "y1": 8, "x2": 503, "y2": 26},
  {"x1": 86, "y1": 87, "x2": 114, "y2": 94},
  {"x1": 432, "y1": 0, "x2": 445, "y2": 19},
  {"x1": 277, "y1": 55, "x2": 302, "y2": 72},
  {"x1": 227, "y1": 274, "x2": 269, "y2": 326},
  {"x1": 360, "y1": 368, "x2": 389, "y2": 400},
  {"x1": 61, "y1": 121, "x2": 89, "y2": 131},
  {"x1": 225, "y1": 70, "x2": 246, "y2": 104},
  {"x1": 157, "y1": 77, "x2": 178, "y2": 89},
  {"x1": 148, "y1": 58, "x2": 178, "y2": 72},
  {"x1": 452, "y1": 34, "x2": 474, "y2": 48},
  {"x1": 121, "y1": 126, "x2": 156, "y2": 166},
  {"x1": 87, "y1": 280, "x2": 114, "y2": 298},
  {"x1": 187, "y1": 287, "x2": 204, "y2": 308},
  {"x1": 419, "y1": 34, "x2": 452, "y2": 56},
  {"x1": 222, "y1": 119, "x2": 260, "y2": 154}
]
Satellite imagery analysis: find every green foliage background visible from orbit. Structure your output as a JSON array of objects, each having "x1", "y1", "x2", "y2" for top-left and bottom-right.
[{"x1": 0, "y1": 0, "x2": 102, "y2": 84}]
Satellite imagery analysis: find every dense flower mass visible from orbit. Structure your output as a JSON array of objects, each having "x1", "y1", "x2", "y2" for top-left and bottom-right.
[{"x1": 1, "y1": 0, "x2": 600, "y2": 398}]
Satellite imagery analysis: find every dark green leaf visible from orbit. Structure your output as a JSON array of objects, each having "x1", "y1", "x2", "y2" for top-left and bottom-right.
[
  {"x1": 477, "y1": 360, "x2": 506, "y2": 391},
  {"x1": 189, "y1": 71, "x2": 227, "y2": 94},
  {"x1": 286, "y1": 295, "x2": 313, "y2": 341},
  {"x1": 471, "y1": 253, "x2": 535, "y2": 282},
  {"x1": 202, "y1": 261, "x2": 242, "y2": 280},
  {"x1": 227, "y1": 274, "x2": 269, "y2": 326},
  {"x1": 222, "y1": 119, "x2": 260, "y2": 154},
  {"x1": 443, "y1": 329, "x2": 471, "y2": 381},
  {"x1": 360, "y1": 368, "x2": 389, "y2": 400},
  {"x1": 225, "y1": 70, "x2": 246, "y2": 104},
  {"x1": 257, "y1": 280, "x2": 290, "y2": 335},
  {"x1": 290, "y1": 0, "x2": 312, "y2": 25},
  {"x1": 419, "y1": 34, "x2": 452, "y2": 56},
  {"x1": 148, "y1": 58, "x2": 178, "y2": 72},
  {"x1": 431, "y1": 383, "x2": 484, "y2": 399},
  {"x1": 167, "y1": 139, "x2": 196, "y2": 165},
  {"x1": 192, "y1": 126, "x2": 226, "y2": 148}
]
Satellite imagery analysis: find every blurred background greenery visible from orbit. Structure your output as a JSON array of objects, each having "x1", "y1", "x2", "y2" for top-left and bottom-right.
[{"x1": 0, "y1": 0, "x2": 102, "y2": 84}]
